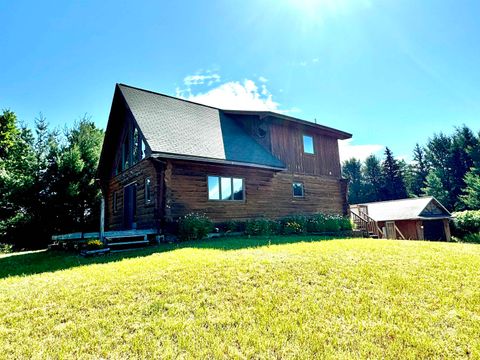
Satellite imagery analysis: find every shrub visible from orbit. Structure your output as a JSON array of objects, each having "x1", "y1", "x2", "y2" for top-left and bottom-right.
[
  {"x1": 225, "y1": 220, "x2": 240, "y2": 232},
  {"x1": 281, "y1": 216, "x2": 307, "y2": 234},
  {"x1": 0, "y1": 243, "x2": 13, "y2": 254},
  {"x1": 178, "y1": 213, "x2": 213, "y2": 241},
  {"x1": 245, "y1": 219, "x2": 279, "y2": 236},
  {"x1": 462, "y1": 233, "x2": 480, "y2": 243},
  {"x1": 451, "y1": 210, "x2": 480, "y2": 238},
  {"x1": 306, "y1": 214, "x2": 327, "y2": 232},
  {"x1": 306, "y1": 214, "x2": 352, "y2": 233},
  {"x1": 85, "y1": 239, "x2": 104, "y2": 250}
]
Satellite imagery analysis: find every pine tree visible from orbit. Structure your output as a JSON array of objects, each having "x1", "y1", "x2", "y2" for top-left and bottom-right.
[
  {"x1": 460, "y1": 131, "x2": 480, "y2": 209},
  {"x1": 381, "y1": 147, "x2": 407, "y2": 200},
  {"x1": 342, "y1": 158, "x2": 364, "y2": 204},
  {"x1": 362, "y1": 155, "x2": 382, "y2": 202},
  {"x1": 409, "y1": 143, "x2": 429, "y2": 196},
  {"x1": 422, "y1": 169, "x2": 450, "y2": 207}
]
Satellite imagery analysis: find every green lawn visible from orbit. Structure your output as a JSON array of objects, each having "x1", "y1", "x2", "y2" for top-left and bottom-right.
[{"x1": 1, "y1": 237, "x2": 479, "y2": 359}]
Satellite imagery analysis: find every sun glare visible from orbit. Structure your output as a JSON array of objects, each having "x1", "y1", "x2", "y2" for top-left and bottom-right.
[{"x1": 286, "y1": 0, "x2": 369, "y2": 21}]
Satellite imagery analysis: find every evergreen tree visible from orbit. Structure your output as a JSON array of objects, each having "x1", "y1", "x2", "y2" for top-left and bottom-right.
[
  {"x1": 449, "y1": 126, "x2": 479, "y2": 209},
  {"x1": 381, "y1": 147, "x2": 407, "y2": 200},
  {"x1": 409, "y1": 143, "x2": 429, "y2": 196},
  {"x1": 0, "y1": 111, "x2": 37, "y2": 247},
  {"x1": 422, "y1": 169, "x2": 450, "y2": 207},
  {"x1": 362, "y1": 155, "x2": 382, "y2": 202},
  {"x1": 460, "y1": 131, "x2": 480, "y2": 209},
  {"x1": 460, "y1": 170, "x2": 480, "y2": 209},
  {"x1": 0, "y1": 110, "x2": 20, "y2": 158},
  {"x1": 49, "y1": 117, "x2": 104, "y2": 233},
  {"x1": 342, "y1": 158, "x2": 364, "y2": 204}
]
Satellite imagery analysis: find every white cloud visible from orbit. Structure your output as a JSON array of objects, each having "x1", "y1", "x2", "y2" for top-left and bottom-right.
[
  {"x1": 338, "y1": 139, "x2": 383, "y2": 162},
  {"x1": 183, "y1": 73, "x2": 220, "y2": 86},
  {"x1": 258, "y1": 76, "x2": 268, "y2": 83},
  {"x1": 178, "y1": 79, "x2": 282, "y2": 111}
]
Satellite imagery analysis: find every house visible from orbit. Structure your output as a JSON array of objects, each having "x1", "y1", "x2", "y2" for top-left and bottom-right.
[
  {"x1": 350, "y1": 197, "x2": 452, "y2": 241},
  {"x1": 97, "y1": 83, "x2": 352, "y2": 233}
]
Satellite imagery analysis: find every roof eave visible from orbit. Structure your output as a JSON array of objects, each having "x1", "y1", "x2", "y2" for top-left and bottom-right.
[
  {"x1": 222, "y1": 110, "x2": 352, "y2": 140},
  {"x1": 151, "y1": 152, "x2": 286, "y2": 171}
]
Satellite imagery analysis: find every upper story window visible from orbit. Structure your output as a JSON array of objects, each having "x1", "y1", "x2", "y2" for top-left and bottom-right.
[
  {"x1": 145, "y1": 177, "x2": 152, "y2": 204},
  {"x1": 115, "y1": 123, "x2": 145, "y2": 175},
  {"x1": 208, "y1": 176, "x2": 244, "y2": 201},
  {"x1": 292, "y1": 182, "x2": 304, "y2": 198},
  {"x1": 303, "y1": 135, "x2": 315, "y2": 154}
]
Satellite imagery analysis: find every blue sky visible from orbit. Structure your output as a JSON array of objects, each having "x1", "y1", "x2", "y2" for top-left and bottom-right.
[{"x1": 1, "y1": 0, "x2": 479, "y2": 161}]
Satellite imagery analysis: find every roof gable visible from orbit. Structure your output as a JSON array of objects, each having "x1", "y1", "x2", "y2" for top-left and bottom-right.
[
  {"x1": 356, "y1": 197, "x2": 451, "y2": 222},
  {"x1": 117, "y1": 84, "x2": 285, "y2": 169}
]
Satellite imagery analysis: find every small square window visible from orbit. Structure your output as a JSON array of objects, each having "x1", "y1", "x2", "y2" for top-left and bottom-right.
[
  {"x1": 293, "y1": 182, "x2": 304, "y2": 198},
  {"x1": 303, "y1": 135, "x2": 315, "y2": 154},
  {"x1": 145, "y1": 177, "x2": 152, "y2": 204}
]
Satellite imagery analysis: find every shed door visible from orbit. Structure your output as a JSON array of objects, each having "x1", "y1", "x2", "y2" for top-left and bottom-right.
[
  {"x1": 385, "y1": 221, "x2": 396, "y2": 239},
  {"x1": 123, "y1": 183, "x2": 137, "y2": 230},
  {"x1": 423, "y1": 220, "x2": 446, "y2": 241}
]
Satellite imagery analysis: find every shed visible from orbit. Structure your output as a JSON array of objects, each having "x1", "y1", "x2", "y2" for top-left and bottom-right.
[{"x1": 350, "y1": 197, "x2": 452, "y2": 241}]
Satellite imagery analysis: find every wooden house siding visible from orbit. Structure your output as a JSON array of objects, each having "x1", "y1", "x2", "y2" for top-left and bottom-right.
[
  {"x1": 231, "y1": 115, "x2": 342, "y2": 177},
  {"x1": 269, "y1": 121, "x2": 342, "y2": 176},
  {"x1": 164, "y1": 160, "x2": 346, "y2": 223},
  {"x1": 105, "y1": 159, "x2": 162, "y2": 231}
]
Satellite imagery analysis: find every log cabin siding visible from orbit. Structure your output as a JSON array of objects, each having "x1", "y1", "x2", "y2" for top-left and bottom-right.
[
  {"x1": 269, "y1": 121, "x2": 342, "y2": 177},
  {"x1": 105, "y1": 159, "x2": 161, "y2": 231},
  {"x1": 165, "y1": 160, "x2": 346, "y2": 222},
  {"x1": 228, "y1": 115, "x2": 342, "y2": 177}
]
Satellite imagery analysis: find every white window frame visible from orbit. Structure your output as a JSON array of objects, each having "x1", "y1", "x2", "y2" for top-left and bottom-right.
[{"x1": 207, "y1": 176, "x2": 245, "y2": 202}]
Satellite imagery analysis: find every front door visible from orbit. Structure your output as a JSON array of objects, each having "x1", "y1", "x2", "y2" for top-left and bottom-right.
[{"x1": 123, "y1": 183, "x2": 137, "y2": 229}]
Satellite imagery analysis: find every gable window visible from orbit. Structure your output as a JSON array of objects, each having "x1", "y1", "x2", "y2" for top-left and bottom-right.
[
  {"x1": 303, "y1": 135, "x2": 315, "y2": 154},
  {"x1": 117, "y1": 123, "x2": 145, "y2": 173},
  {"x1": 292, "y1": 182, "x2": 304, "y2": 198},
  {"x1": 208, "y1": 176, "x2": 244, "y2": 201},
  {"x1": 145, "y1": 177, "x2": 152, "y2": 204}
]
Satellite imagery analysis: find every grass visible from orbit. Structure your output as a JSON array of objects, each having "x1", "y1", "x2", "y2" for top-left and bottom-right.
[{"x1": 1, "y1": 236, "x2": 479, "y2": 359}]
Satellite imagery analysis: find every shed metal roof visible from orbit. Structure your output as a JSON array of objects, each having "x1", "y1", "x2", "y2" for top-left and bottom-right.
[{"x1": 353, "y1": 197, "x2": 451, "y2": 222}]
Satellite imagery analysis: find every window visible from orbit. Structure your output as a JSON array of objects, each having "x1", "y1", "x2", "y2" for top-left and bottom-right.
[
  {"x1": 292, "y1": 182, "x2": 304, "y2": 197},
  {"x1": 133, "y1": 127, "x2": 140, "y2": 163},
  {"x1": 208, "y1": 176, "x2": 244, "y2": 201},
  {"x1": 117, "y1": 124, "x2": 145, "y2": 173},
  {"x1": 113, "y1": 191, "x2": 120, "y2": 213},
  {"x1": 303, "y1": 135, "x2": 315, "y2": 154},
  {"x1": 141, "y1": 139, "x2": 146, "y2": 160},
  {"x1": 145, "y1": 177, "x2": 152, "y2": 204}
]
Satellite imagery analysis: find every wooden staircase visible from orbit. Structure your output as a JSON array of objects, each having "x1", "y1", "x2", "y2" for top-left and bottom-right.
[{"x1": 350, "y1": 211, "x2": 383, "y2": 239}]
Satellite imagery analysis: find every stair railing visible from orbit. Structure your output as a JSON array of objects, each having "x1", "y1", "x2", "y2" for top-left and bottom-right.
[{"x1": 350, "y1": 211, "x2": 384, "y2": 238}]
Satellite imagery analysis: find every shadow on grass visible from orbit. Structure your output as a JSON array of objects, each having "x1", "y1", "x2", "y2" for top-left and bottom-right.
[{"x1": 0, "y1": 234, "x2": 346, "y2": 279}]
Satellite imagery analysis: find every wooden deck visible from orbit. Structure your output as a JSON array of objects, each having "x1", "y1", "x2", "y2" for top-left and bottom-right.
[{"x1": 51, "y1": 229, "x2": 161, "y2": 246}]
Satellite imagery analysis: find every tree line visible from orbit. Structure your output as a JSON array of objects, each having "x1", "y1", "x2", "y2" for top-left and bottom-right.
[
  {"x1": 0, "y1": 110, "x2": 104, "y2": 249},
  {"x1": 342, "y1": 125, "x2": 480, "y2": 211}
]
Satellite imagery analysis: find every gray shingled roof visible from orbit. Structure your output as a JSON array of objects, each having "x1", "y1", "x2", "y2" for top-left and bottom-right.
[
  {"x1": 118, "y1": 84, "x2": 286, "y2": 169},
  {"x1": 353, "y1": 197, "x2": 451, "y2": 222}
]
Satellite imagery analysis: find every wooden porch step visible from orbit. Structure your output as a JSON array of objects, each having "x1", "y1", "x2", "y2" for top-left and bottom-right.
[{"x1": 107, "y1": 240, "x2": 150, "y2": 247}]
